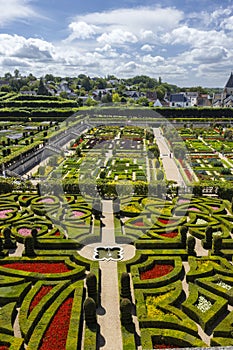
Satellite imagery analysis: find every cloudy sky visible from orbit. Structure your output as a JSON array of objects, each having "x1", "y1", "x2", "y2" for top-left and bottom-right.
[{"x1": 0, "y1": 0, "x2": 233, "y2": 87}]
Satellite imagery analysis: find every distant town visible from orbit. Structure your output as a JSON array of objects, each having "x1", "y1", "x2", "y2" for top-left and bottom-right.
[{"x1": 0, "y1": 70, "x2": 233, "y2": 108}]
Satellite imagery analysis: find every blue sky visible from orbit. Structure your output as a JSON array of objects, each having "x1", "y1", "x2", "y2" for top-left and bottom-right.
[{"x1": 0, "y1": 0, "x2": 233, "y2": 87}]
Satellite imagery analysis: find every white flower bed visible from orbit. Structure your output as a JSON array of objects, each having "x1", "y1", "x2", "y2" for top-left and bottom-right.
[
  {"x1": 195, "y1": 295, "x2": 212, "y2": 313},
  {"x1": 213, "y1": 231, "x2": 222, "y2": 236},
  {"x1": 196, "y1": 218, "x2": 207, "y2": 225},
  {"x1": 216, "y1": 280, "x2": 232, "y2": 290}
]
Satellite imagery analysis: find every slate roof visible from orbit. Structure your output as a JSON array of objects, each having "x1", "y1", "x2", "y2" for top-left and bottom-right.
[
  {"x1": 170, "y1": 94, "x2": 188, "y2": 103},
  {"x1": 225, "y1": 72, "x2": 233, "y2": 88}
]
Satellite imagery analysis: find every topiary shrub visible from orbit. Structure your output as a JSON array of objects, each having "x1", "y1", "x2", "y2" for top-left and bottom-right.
[
  {"x1": 120, "y1": 272, "x2": 131, "y2": 301},
  {"x1": 3, "y1": 227, "x2": 16, "y2": 249},
  {"x1": 31, "y1": 227, "x2": 38, "y2": 248},
  {"x1": 203, "y1": 226, "x2": 213, "y2": 249},
  {"x1": 86, "y1": 272, "x2": 97, "y2": 305},
  {"x1": 213, "y1": 236, "x2": 222, "y2": 256},
  {"x1": 24, "y1": 236, "x2": 36, "y2": 257},
  {"x1": 180, "y1": 226, "x2": 188, "y2": 247},
  {"x1": 187, "y1": 236, "x2": 196, "y2": 256},
  {"x1": 84, "y1": 297, "x2": 97, "y2": 326},
  {"x1": 120, "y1": 298, "x2": 133, "y2": 326}
]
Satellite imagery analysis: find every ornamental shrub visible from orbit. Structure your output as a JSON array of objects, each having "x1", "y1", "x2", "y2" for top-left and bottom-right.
[
  {"x1": 84, "y1": 297, "x2": 97, "y2": 326},
  {"x1": 24, "y1": 236, "x2": 36, "y2": 257},
  {"x1": 86, "y1": 272, "x2": 97, "y2": 305},
  {"x1": 180, "y1": 226, "x2": 188, "y2": 246},
  {"x1": 187, "y1": 236, "x2": 196, "y2": 256},
  {"x1": 213, "y1": 236, "x2": 222, "y2": 255},
  {"x1": 120, "y1": 298, "x2": 133, "y2": 325},
  {"x1": 3, "y1": 227, "x2": 16, "y2": 249},
  {"x1": 204, "y1": 226, "x2": 213, "y2": 249},
  {"x1": 120, "y1": 272, "x2": 131, "y2": 301}
]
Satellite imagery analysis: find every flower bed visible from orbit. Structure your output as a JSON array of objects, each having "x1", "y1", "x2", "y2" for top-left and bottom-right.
[
  {"x1": 159, "y1": 232, "x2": 178, "y2": 238},
  {"x1": 38, "y1": 198, "x2": 55, "y2": 204},
  {"x1": 72, "y1": 211, "x2": 85, "y2": 217},
  {"x1": 153, "y1": 345, "x2": 179, "y2": 349},
  {"x1": 0, "y1": 346, "x2": 9, "y2": 350},
  {"x1": 0, "y1": 209, "x2": 13, "y2": 218},
  {"x1": 18, "y1": 227, "x2": 40, "y2": 237},
  {"x1": 1, "y1": 262, "x2": 71, "y2": 273},
  {"x1": 195, "y1": 295, "x2": 212, "y2": 313},
  {"x1": 40, "y1": 296, "x2": 73, "y2": 350},
  {"x1": 29, "y1": 285, "x2": 53, "y2": 312},
  {"x1": 140, "y1": 264, "x2": 174, "y2": 280},
  {"x1": 158, "y1": 218, "x2": 177, "y2": 225}
]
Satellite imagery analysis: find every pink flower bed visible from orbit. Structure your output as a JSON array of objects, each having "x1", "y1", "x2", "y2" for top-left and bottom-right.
[
  {"x1": 38, "y1": 198, "x2": 55, "y2": 204},
  {"x1": 0, "y1": 209, "x2": 13, "y2": 218},
  {"x1": 177, "y1": 199, "x2": 189, "y2": 204},
  {"x1": 188, "y1": 207, "x2": 200, "y2": 212},
  {"x1": 18, "y1": 227, "x2": 40, "y2": 237},
  {"x1": 72, "y1": 211, "x2": 84, "y2": 217}
]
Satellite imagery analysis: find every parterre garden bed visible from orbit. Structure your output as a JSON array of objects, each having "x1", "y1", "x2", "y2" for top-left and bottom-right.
[
  {"x1": 118, "y1": 194, "x2": 233, "y2": 349},
  {"x1": 0, "y1": 191, "x2": 100, "y2": 349},
  {"x1": 1, "y1": 122, "x2": 233, "y2": 349}
]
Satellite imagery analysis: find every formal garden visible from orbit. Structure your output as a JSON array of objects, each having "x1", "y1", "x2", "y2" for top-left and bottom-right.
[{"x1": 0, "y1": 115, "x2": 233, "y2": 349}]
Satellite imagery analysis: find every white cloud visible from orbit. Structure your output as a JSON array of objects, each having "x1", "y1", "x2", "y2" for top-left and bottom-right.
[
  {"x1": 66, "y1": 21, "x2": 98, "y2": 41},
  {"x1": 0, "y1": 0, "x2": 40, "y2": 26},
  {"x1": 71, "y1": 6, "x2": 183, "y2": 34},
  {"x1": 141, "y1": 44, "x2": 154, "y2": 52},
  {"x1": 97, "y1": 29, "x2": 138, "y2": 45},
  {"x1": 142, "y1": 54, "x2": 164, "y2": 64}
]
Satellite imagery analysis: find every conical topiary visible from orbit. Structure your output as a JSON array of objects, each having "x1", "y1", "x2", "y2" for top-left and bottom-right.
[
  {"x1": 3, "y1": 227, "x2": 16, "y2": 250},
  {"x1": 31, "y1": 227, "x2": 38, "y2": 248},
  {"x1": 86, "y1": 272, "x2": 97, "y2": 305},
  {"x1": 120, "y1": 272, "x2": 131, "y2": 301},
  {"x1": 203, "y1": 226, "x2": 213, "y2": 249},
  {"x1": 180, "y1": 225, "x2": 188, "y2": 246},
  {"x1": 187, "y1": 236, "x2": 196, "y2": 256},
  {"x1": 213, "y1": 235, "x2": 222, "y2": 255},
  {"x1": 120, "y1": 298, "x2": 133, "y2": 326},
  {"x1": 24, "y1": 236, "x2": 36, "y2": 257},
  {"x1": 84, "y1": 297, "x2": 97, "y2": 326}
]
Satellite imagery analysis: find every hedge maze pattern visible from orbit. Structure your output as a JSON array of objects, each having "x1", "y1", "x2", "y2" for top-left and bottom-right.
[
  {"x1": 0, "y1": 191, "x2": 233, "y2": 348},
  {"x1": 119, "y1": 195, "x2": 233, "y2": 349}
]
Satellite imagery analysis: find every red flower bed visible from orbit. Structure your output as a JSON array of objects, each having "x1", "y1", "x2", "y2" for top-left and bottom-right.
[
  {"x1": 53, "y1": 230, "x2": 61, "y2": 237},
  {"x1": 0, "y1": 346, "x2": 9, "y2": 350},
  {"x1": 140, "y1": 264, "x2": 174, "y2": 280},
  {"x1": 40, "y1": 297, "x2": 73, "y2": 350},
  {"x1": 158, "y1": 218, "x2": 176, "y2": 225},
  {"x1": 153, "y1": 345, "x2": 180, "y2": 349},
  {"x1": 1, "y1": 262, "x2": 71, "y2": 274},
  {"x1": 160, "y1": 232, "x2": 178, "y2": 238},
  {"x1": 30, "y1": 285, "x2": 53, "y2": 312}
]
